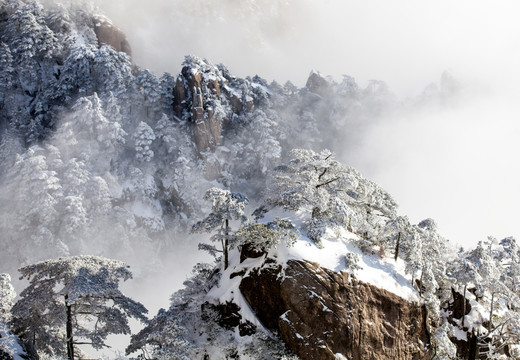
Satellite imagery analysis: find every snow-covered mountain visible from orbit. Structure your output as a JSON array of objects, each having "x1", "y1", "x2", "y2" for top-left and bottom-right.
[{"x1": 0, "y1": 1, "x2": 519, "y2": 359}]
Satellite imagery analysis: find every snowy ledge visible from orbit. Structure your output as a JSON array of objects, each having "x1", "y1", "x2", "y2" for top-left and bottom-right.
[
  {"x1": 207, "y1": 209, "x2": 419, "y2": 332},
  {"x1": 274, "y1": 228, "x2": 420, "y2": 302},
  {"x1": 264, "y1": 208, "x2": 420, "y2": 302}
]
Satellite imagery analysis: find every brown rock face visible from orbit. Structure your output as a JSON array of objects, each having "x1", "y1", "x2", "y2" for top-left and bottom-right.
[
  {"x1": 93, "y1": 17, "x2": 132, "y2": 56},
  {"x1": 240, "y1": 259, "x2": 432, "y2": 360},
  {"x1": 306, "y1": 71, "x2": 332, "y2": 97},
  {"x1": 173, "y1": 60, "x2": 224, "y2": 156}
]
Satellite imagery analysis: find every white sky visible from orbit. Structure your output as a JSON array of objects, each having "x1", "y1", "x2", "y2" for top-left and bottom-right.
[{"x1": 97, "y1": 0, "x2": 520, "y2": 248}]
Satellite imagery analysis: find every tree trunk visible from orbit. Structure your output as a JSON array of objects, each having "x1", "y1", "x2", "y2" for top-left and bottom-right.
[
  {"x1": 65, "y1": 294, "x2": 74, "y2": 360},
  {"x1": 489, "y1": 291, "x2": 495, "y2": 333},
  {"x1": 462, "y1": 284, "x2": 467, "y2": 328},
  {"x1": 224, "y1": 219, "x2": 229, "y2": 270},
  {"x1": 468, "y1": 330, "x2": 478, "y2": 360},
  {"x1": 419, "y1": 267, "x2": 424, "y2": 297},
  {"x1": 394, "y1": 232, "x2": 401, "y2": 262}
]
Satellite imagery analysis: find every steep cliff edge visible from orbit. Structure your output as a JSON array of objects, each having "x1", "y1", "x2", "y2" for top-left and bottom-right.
[{"x1": 240, "y1": 259, "x2": 432, "y2": 360}]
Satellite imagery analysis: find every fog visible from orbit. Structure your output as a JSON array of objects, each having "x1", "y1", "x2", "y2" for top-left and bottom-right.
[
  {"x1": 92, "y1": 0, "x2": 520, "y2": 248},
  {"x1": 97, "y1": 0, "x2": 520, "y2": 96},
  {"x1": 2, "y1": 1, "x2": 519, "y2": 356}
]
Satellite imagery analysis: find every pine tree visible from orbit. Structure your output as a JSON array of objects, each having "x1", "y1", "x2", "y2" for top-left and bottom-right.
[
  {"x1": 0, "y1": 42, "x2": 14, "y2": 104},
  {"x1": 134, "y1": 121, "x2": 156, "y2": 162},
  {"x1": 192, "y1": 188, "x2": 248, "y2": 269},
  {"x1": 69, "y1": 93, "x2": 127, "y2": 167},
  {"x1": 0, "y1": 273, "x2": 24, "y2": 360},
  {"x1": 159, "y1": 72, "x2": 176, "y2": 117},
  {"x1": 134, "y1": 69, "x2": 161, "y2": 118},
  {"x1": 450, "y1": 249, "x2": 481, "y2": 328},
  {"x1": 265, "y1": 148, "x2": 397, "y2": 245},
  {"x1": 0, "y1": 274, "x2": 15, "y2": 324},
  {"x1": 12, "y1": 256, "x2": 148, "y2": 360},
  {"x1": 236, "y1": 218, "x2": 299, "y2": 253},
  {"x1": 3, "y1": 146, "x2": 65, "y2": 264},
  {"x1": 498, "y1": 237, "x2": 520, "y2": 296},
  {"x1": 55, "y1": 45, "x2": 96, "y2": 100},
  {"x1": 3, "y1": 1, "x2": 59, "y2": 63},
  {"x1": 92, "y1": 45, "x2": 133, "y2": 95},
  {"x1": 126, "y1": 308, "x2": 190, "y2": 360}
]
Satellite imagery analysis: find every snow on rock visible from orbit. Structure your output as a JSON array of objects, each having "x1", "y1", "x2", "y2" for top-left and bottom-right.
[
  {"x1": 261, "y1": 208, "x2": 419, "y2": 301},
  {"x1": 283, "y1": 234, "x2": 418, "y2": 301},
  {"x1": 206, "y1": 250, "x2": 270, "y2": 334}
]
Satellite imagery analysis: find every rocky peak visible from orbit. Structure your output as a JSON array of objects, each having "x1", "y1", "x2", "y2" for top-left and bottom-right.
[
  {"x1": 174, "y1": 56, "x2": 226, "y2": 154},
  {"x1": 305, "y1": 70, "x2": 333, "y2": 97},
  {"x1": 93, "y1": 15, "x2": 132, "y2": 57},
  {"x1": 239, "y1": 259, "x2": 432, "y2": 360}
]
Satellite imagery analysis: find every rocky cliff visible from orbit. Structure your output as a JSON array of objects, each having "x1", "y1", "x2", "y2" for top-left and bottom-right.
[
  {"x1": 173, "y1": 58, "x2": 224, "y2": 153},
  {"x1": 239, "y1": 259, "x2": 432, "y2": 360},
  {"x1": 93, "y1": 15, "x2": 132, "y2": 56}
]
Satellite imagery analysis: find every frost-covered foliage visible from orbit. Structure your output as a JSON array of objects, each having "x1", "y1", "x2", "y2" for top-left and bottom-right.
[
  {"x1": 431, "y1": 322, "x2": 458, "y2": 360},
  {"x1": 126, "y1": 308, "x2": 190, "y2": 360},
  {"x1": 343, "y1": 253, "x2": 362, "y2": 274},
  {"x1": 11, "y1": 255, "x2": 148, "y2": 359},
  {"x1": 0, "y1": 0, "x2": 407, "y2": 278},
  {"x1": 435, "y1": 237, "x2": 520, "y2": 358},
  {"x1": 192, "y1": 188, "x2": 248, "y2": 269},
  {"x1": 264, "y1": 148, "x2": 397, "y2": 246},
  {"x1": 236, "y1": 218, "x2": 299, "y2": 253},
  {"x1": 134, "y1": 121, "x2": 156, "y2": 162},
  {"x1": 0, "y1": 274, "x2": 15, "y2": 323},
  {"x1": 127, "y1": 262, "x2": 297, "y2": 360}
]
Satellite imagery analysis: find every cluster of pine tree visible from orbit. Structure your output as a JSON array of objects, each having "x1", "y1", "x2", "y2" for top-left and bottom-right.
[{"x1": 0, "y1": 0, "x2": 411, "y2": 275}]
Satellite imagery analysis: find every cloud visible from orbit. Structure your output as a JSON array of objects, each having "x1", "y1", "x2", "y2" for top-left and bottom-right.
[
  {"x1": 96, "y1": 0, "x2": 520, "y2": 95},
  {"x1": 345, "y1": 87, "x2": 520, "y2": 247},
  {"x1": 94, "y1": 0, "x2": 520, "y2": 246}
]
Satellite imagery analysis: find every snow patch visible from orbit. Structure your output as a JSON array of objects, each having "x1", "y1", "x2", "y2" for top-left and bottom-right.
[
  {"x1": 206, "y1": 249, "x2": 269, "y2": 334},
  {"x1": 453, "y1": 327, "x2": 467, "y2": 341}
]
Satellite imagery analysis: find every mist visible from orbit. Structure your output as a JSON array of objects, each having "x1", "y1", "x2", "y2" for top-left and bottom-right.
[
  {"x1": 1, "y1": 1, "x2": 519, "y2": 357},
  {"x1": 96, "y1": 0, "x2": 520, "y2": 95},
  {"x1": 92, "y1": 0, "x2": 520, "y2": 248}
]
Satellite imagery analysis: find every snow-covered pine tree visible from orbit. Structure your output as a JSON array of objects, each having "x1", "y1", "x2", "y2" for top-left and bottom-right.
[
  {"x1": 11, "y1": 255, "x2": 148, "y2": 360},
  {"x1": 192, "y1": 188, "x2": 248, "y2": 269},
  {"x1": 236, "y1": 217, "x2": 299, "y2": 253},
  {"x1": 265, "y1": 148, "x2": 397, "y2": 246},
  {"x1": 126, "y1": 308, "x2": 190, "y2": 360},
  {"x1": 69, "y1": 93, "x2": 126, "y2": 170},
  {"x1": 127, "y1": 262, "x2": 216, "y2": 360},
  {"x1": 134, "y1": 69, "x2": 161, "y2": 118},
  {"x1": 0, "y1": 274, "x2": 15, "y2": 324},
  {"x1": 498, "y1": 237, "x2": 520, "y2": 296},
  {"x1": 55, "y1": 45, "x2": 96, "y2": 100},
  {"x1": 381, "y1": 215, "x2": 413, "y2": 261},
  {"x1": 449, "y1": 249, "x2": 482, "y2": 328},
  {"x1": 3, "y1": 1, "x2": 59, "y2": 64},
  {"x1": 1, "y1": 146, "x2": 66, "y2": 265},
  {"x1": 431, "y1": 322, "x2": 458, "y2": 360},
  {"x1": 134, "y1": 121, "x2": 156, "y2": 163},
  {"x1": 0, "y1": 42, "x2": 14, "y2": 105},
  {"x1": 159, "y1": 73, "x2": 176, "y2": 117},
  {"x1": 92, "y1": 45, "x2": 133, "y2": 96},
  {"x1": 0, "y1": 273, "x2": 24, "y2": 360}
]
